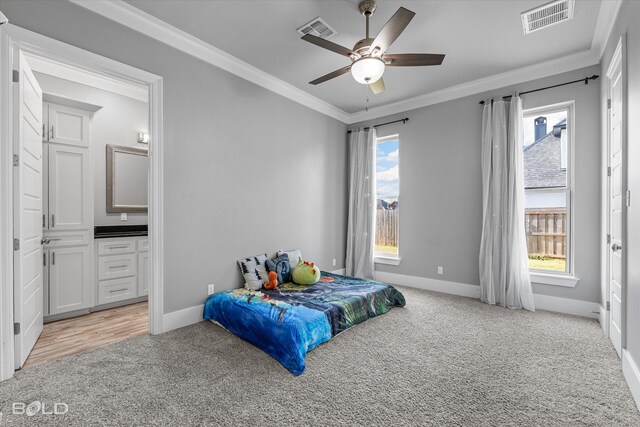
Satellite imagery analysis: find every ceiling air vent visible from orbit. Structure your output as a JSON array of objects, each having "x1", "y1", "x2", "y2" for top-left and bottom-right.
[
  {"x1": 521, "y1": 0, "x2": 575, "y2": 34},
  {"x1": 297, "y1": 17, "x2": 336, "y2": 39}
]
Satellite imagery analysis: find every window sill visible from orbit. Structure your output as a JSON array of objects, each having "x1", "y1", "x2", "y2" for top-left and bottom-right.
[
  {"x1": 374, "y1": 256, "x2": 401, "y2": 266},
  {"x1": 530, "y1": 272, "x2": 579, "y2": 287}
]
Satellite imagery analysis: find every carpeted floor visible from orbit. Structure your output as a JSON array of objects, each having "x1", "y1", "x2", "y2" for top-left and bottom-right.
[{"x1": 1, "y1": 286, "x2": 638, "y2": 426}]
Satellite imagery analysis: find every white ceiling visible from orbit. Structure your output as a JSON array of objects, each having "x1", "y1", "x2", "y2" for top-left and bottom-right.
[{"x1": 121, "y1": 0, "x2": 603, "y2": 115}]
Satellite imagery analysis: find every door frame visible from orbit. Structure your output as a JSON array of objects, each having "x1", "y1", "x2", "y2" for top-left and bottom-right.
[
  {"x1": 603, "y1": 35, "x2": 626, "y2": 349},
  {"x1": 0, "y1": 24, "x2": 165, "y2": 381}
]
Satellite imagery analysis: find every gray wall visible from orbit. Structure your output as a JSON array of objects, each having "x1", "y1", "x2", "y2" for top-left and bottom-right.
[
  {"x1": 350, "y1": 65, "x2": 602, "y2": 303},
  {"x1": 0, "y1": 0, "x2": 348, "y2": 313},
  {"x1": 601, "y1": 0, "x2": 640, "y2": 378},
  {"x1": 33, "y1": 71, "x2": 149, "y2": 226}
]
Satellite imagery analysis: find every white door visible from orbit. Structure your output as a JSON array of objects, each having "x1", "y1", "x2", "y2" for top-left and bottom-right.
[
  {"x1": 47, "y1": 103, "x2": 90, "y2": 147},
  {"x1": 47, "y1": 144, "x2": 91, "y2": 231},
  {"x1": 607, "y1": 42, "x2": 624, "y2": 357},
  {"x1": 48, "y1": 246, "x2": 92, "y2": 315},
  {"x1": 13, "y1": 52, "x2": 44, "y2": 369}
]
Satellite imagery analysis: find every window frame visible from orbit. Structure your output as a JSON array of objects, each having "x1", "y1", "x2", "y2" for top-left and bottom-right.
[
  {"x1": 523, "y1": 101, "x2": 579, "y2": 287},
  {"x1": 374, "y1": 134, "x2": 401, "y2": 265}
]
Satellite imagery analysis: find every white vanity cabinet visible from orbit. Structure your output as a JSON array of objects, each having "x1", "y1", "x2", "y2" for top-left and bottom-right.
[
  {"x1": 46, "y1": 245, "x2": 93, "y2": 315},
  {"x1": 95, "y1": 236, "x2": 148, "y2": 305}
]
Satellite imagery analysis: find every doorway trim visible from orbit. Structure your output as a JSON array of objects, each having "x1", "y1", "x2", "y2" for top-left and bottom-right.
[{"x1": 0, "y1": 24, "x2": 164, "y2": 381}]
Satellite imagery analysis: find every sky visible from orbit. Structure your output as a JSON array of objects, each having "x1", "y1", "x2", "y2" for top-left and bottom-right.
[
  {"x1": 523, "y1": 111, "x2": 566, "y2": 147},
  {"x1": 376, "y1": 139, "x2": 399, "y2": 199}
]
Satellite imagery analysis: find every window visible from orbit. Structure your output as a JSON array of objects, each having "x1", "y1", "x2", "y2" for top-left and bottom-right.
[
  {"x1": 522, "y1": 103, "x2": 573, "y2": 276},
  {"x1": 374, "y1": 135, "x2": 400, "y2": 262}
]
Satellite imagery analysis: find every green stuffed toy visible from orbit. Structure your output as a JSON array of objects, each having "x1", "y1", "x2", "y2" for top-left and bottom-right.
[{"x1": 291, "y1": 258, "x2": 321, "y2": 285}]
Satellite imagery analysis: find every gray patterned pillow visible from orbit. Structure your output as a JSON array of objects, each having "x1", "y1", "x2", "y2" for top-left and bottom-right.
[{"x1": 238, "y1": 254, "x2": 269, "y2": 290}]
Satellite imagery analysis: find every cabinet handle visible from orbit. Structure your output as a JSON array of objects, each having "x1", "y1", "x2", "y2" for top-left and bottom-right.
[
  {"x1": 108, "y1": 265, "x2": 127, "y2": 269},
  {"x1": 42, "y1": 124, "x2": 46, "y2": 140},
  {"x1": 43, "y1": 252, "x2": 46, "y2": 266},
  {"x1": 109, "y1": 288, "x2": 128, "y2": 293},
  {"x1": 51, "y1": 214, "x2": 55, "y2": 228},
  {"x1": 50, "y1": 126, "x2": 54, "y2": 139},
  {"x1": 107, "y1": 245, "x2": 128, "y2": 249},
  {"x1": 42, "y1": 214, "x2": 45, "y2": 228},
  {"x1": 52, "y1": 252, "x2": 55, "y2": 265}
]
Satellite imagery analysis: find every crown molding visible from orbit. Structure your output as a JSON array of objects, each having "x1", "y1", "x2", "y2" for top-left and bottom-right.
[
  {"x1": 69, "y1": 0, "x2": 351, "y2": 123},
  {"x1": 347, "y1": 49, "x2": 599, "y2": 123},
  {"x1": 591, "y1": 0, "x2": 623, "y2": 60},
  {"x1": 70, "y1": 0, "x2": 617, "y2": 125}
]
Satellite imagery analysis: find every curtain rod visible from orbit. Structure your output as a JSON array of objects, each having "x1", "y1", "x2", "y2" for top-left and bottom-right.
[
  {"x1": 347, "y1": 117, "x2": 409, "y2": 134},
  {"x1": 478, "y1": 75, "x2": 599, "y2": 105}
]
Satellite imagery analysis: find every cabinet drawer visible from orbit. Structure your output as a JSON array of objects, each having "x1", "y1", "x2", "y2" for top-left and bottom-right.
[
  {"x1": 137, "y1": 238, "x2": 148, "y2": 252},
  {"x1": 98, "y1": 239, "x2": 136, "y2": 255},
  {"x1": 98, "y1": 253, "x2": 136, "y2": 280},
  {"x1": 98, "y1": 277, "x2": 136, "y2": 305},
  {"x1": 44, "y1": 230, "x2": 91, "y2": 248}
]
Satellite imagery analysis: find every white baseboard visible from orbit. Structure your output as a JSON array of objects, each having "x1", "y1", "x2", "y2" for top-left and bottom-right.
[
  {"x1": 532, "y1": 294, "x2": 600, "y2": 319},
  {"x1": 623, "y1": 349, "x2": 640, "y2": 411},
  {"x1": 375, "y1": 270, "x2": 599, "y2": 319},
  {"x1": 162, "y1": 304, "x2": 204, "y2": 333},
  {"x1": 598, "y1": 304, "x2": 607, "y2": 331},
  {"x1": 330, "y1": 268, "x2": 346, "y2": 275},
  {"x1": 374, "y1": 271, "x2": 481, "y2": 299}
]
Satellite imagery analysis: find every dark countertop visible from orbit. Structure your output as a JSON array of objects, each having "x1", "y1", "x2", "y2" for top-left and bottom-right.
[{"x1": 94, "y1": 225, "x2": 148, "y2": 239}]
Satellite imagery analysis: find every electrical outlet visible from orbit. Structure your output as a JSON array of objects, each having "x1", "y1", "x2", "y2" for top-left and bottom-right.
[
  {"x1": 120, "y1": 213, "x2": 127, "y2": 221},
  {"x1": 208, "y1": 284, "x2": 215, "y2": 295},
  {"x1": 332, "y1": 258, "x2": 336, "y2": 266},
  {"x1": 437, "y1": 266, "x2": 444, "y2": 275}
]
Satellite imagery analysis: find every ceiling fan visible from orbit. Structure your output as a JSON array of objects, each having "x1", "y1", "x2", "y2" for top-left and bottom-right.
[{"x1": 301, "y1": 0, "x2": 445, "y2": 94}]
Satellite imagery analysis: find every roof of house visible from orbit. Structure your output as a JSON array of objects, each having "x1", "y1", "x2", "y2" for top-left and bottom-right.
[{"x1": 524, "y1": 119, "x2": 567, "y2": 189}]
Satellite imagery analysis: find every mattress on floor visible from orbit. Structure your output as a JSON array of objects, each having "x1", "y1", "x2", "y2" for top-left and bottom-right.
[{"x1": 203, "y1": 272, "x2": 405, "y2": 375}]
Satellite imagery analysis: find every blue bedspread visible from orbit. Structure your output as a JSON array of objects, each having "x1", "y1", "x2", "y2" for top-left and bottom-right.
[{"x1": 203, "y1": 272, "x2": 405, "y2": 375}]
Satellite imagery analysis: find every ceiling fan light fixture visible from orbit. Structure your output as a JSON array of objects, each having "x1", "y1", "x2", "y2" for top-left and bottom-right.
[{"x1": 350, "y1": 56, "x2": 385, "y2": 84}]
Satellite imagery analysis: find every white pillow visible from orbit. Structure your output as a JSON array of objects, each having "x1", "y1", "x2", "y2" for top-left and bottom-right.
[
  {"x1": 238, "y1": 254, "x2": 269, "y2": 290},
  {"x1": 278, "y1": 249, "x2": 303, "y2": 269}
]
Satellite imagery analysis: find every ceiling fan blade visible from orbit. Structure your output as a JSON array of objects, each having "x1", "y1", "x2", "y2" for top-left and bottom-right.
[
  {"x1": 369, "y1": 78, "x2": 385, "y2": 95},
  {"x1": 309, "y1": 65, "x2": 352, "y2": 85},
  {"x1": 301, "y1": 34, "x2": 358, "y2": 59},
  {"x1": 369, "y1": 7, "x2": 415, "y2": 55},
  {"x1": 384, "y1": 53, "x2": 445, "y2": 67}
]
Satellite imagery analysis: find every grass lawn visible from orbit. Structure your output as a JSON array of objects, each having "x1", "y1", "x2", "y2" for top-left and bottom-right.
[
  {"x1": 528, "y1": 257, "x2": 566, "y2": 272},
  {"x1": 375, "y1": 244, "x2": 398, "y2": 256}
]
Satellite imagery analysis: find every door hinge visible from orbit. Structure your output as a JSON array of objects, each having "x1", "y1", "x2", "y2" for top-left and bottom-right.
[
  {"x1": 14, "y1": 322, "x2": 20, "y2": 335},
  {"x1": 606, "y1": 301, "x2": 611, "y2": 312},
  {"x1": 607, "y1": 166, "x2": 611, "y2": 177},
  {"x1": 607, "y1": 98, "x2": 611, "y2": 109},
  {"x1": 13, "y1": 154, "x2": 19, "y2": 166},
  {"x1": 12, "y1": 70, "x2": 19, "y2": 83},
  {"x1": 626, "y1": 190, "x2": 631, "y2": 207},
  {"x1": 607, "y1": 234, "x2": 611, "y2": 244},
  {"x1": 13, "y1": 238, "x2": 19, "y2": 250}
]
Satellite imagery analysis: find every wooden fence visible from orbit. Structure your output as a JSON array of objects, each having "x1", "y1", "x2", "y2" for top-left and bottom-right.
[
  {"x1": 525, "y1": 208, "x2": 566, "y2": 259},
  {"x1": 376, "y1": 209, "x2": 398, "y2": 248}
]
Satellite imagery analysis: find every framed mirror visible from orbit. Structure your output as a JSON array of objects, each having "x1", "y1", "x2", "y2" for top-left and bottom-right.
[{"x1": 106, "y1": 144, "x2": 148, "y2": 213}]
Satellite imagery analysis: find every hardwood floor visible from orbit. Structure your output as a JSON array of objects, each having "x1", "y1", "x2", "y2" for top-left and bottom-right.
[{"x1": 23, "y1": 302, "x2": 148, "y2": 368}]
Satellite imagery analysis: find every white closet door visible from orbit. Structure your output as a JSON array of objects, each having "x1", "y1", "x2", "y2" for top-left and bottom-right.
[
  {"x1": 48, "y1": 246, "x2": 92, "y2": 315},
  {"x1": 48, "y1": 144, "x2": 91, "y2": 231},
  {"x1": 48, "y1": 103, "x2": 90, "y2": 147},
  {"x1": 13, "y1": 52, "x2": 44, "y2": 369}
]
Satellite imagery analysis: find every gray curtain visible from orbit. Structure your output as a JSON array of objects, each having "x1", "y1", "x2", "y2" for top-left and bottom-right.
[
  {"x1": 479, "y1": 96, "x2": 535, "y2": 311},
  {"x1": 345, "y1": 128, "x2": 376, "y2": 279}
]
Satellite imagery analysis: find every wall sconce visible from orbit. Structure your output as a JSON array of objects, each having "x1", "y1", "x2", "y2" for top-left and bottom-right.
[{"x1": 137, "y1": 132, "x2": 149, "y2": 144}]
